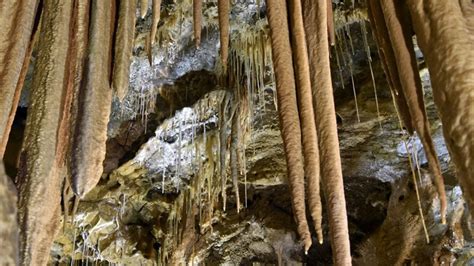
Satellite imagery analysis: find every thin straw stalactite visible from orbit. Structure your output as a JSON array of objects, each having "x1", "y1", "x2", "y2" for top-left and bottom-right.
[
  {"x1": 379, "y1": 0, "x2": 447, "y2": 224},
  {"x1": 17, "y1": 0, "x2": 74, "y2": 264},
  {"x1": 288, "y1": 0, "x2": 323, "y2": 245},
  {"x1": 193, "y1": 0, "x2": 203, "y2": 47},
  {"x1": 302, "y1": 0, "x2": 352, "y2": 263},
  {"x1": 0, "y1": 0, "x2": 39, "y2": 159},
  {"x1": 266, "y1": 0, "x2": 312, "y2": 253},
  {"x1": 70, "y1": 0, "x2": 115, "y2": 197},
  {"x1": 218, "y1": 0, "x2": 230, "y2": 68}
]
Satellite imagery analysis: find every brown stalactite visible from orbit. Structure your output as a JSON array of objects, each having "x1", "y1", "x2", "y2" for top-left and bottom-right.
[
  {"x1": 302, "y1": 0, "x2": 352, "y2": 263},
  {"x1": 366, "y1": 0, "x2": 414, "y2": 134},
  {"x1": 405, "y1": 0, "x2": 474, "y2": 213},
  {"x1": 16, "y1": 0, "x2": 74, "y2": 264},
  {"x1": 288, "y1": 0, "x2": 323, "y2": 244},
  {"x1": 150, "y1": 0, "x2": 162, "y2": 46},
  {"x1": 266, "y1": 0, "x2": 312, "y2": 252},
  {"x1": 0, "y1": 0, "x2": 39, "y2": 159},
  {"x1": 380, "y1": 0, "x2": 447, "y2": 223},
  {"x1": 0, "y1": 16, "x2": 40, "y2": 159},
  {"x1": 71, "y1": 0, "x2": 114, "y2": 197},
  {"x1": 0, "y1": 163, "x2": 19, "y2": 265},
  {"x1": 326, "y1": 0, "x2": 335, "y2": 46},
  {"x1": 57, "y1": 0, "x2": 87, "y2": 171},
  {"x1": 193, "y1": 0, "x2": 203, "y2": 47},
  {"x1": 218, "y1": 0, "x2": 230, "y2": 67},
  {"x1": 66, "y1": 0, "x2": 91, "y2": 189},
  {"x1": 140, "y1": 0, "x2": 149, "y2": 18},
  {"x1": 113, "y1": 0, "x2": 137, "y2": 101}
]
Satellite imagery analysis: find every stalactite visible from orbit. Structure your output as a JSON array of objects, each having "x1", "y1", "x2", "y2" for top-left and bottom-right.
[
  {"x1": 140, "y1": 0, "x2": 148, "y2": 18},
  {"x1": 66, "y1": 0, "x2": 91, "y2": 191},
  {"x1": 219, "y1": 91, "x2": 231, "y2": 211},
  {"x1": 230, "y1": 101, "x2": 241, "y2": 212},
  {"x1": 405, "y1": 0, "x2": 474, "y2": 214},
  {"x1": 302, "y1": 0, "x2": 352, "y2": 263},
  {"x1": 17, "y1": 1, "x2": 74, "y2": 264},
  {"x1": 218, "y1": 0, "x2": 230, "y2": 68},
  {"x1": 326, "y1": 0, "x2": 335, "y2": 46},
  {"x1": 288, "y1": 0, "x2": 323, "y2": 244},
  {"x1": 150, "y1": 0, "x2": 162, "y2": 47},
  {"x1": 71, "y1": 0, "x2": 115, "y2": 197},
  {"x1": 266, "y1": 0, "x2": 312, "y2": 252},
  {"x1": 193, "y1": 0, "x2": 203, "y2": 47},
  {"x1": 0, "y1": 0, "x2": 39, "y2": 159},
  {"x1": 112, "y1": 0, "x2": 137, "y2": 102},
  {"x1": 379, "y1": 0, "x2": 446, "y2": 224},
  {"x1": 366, "y1": 0, "x2": 414, "y2": 134}
]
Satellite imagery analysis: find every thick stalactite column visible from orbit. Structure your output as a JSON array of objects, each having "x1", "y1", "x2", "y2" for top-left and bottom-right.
[
  {"x1": 288, "y1": 0, "x2": 323, "y2": 244},
  {"x1": 406, "y1": 0, "x2": 474, "y2": 213},
  {"x1": 0, "y1": 0, "x2": 39, "y2": 158},
  {"x1": 302, "y1": 0, "x2": 352, "y2": 264},
  {"x1": 70, "y1": 0, "x2": 115, "y2": 197},
  {"x1": 380, "y1": 0, "x2": 447, "y2": 223},
  {"x1": 266, "y1": 0, "x2": 312, "y2": 252},
  {"x1": 16, "y1": 0, "x2": 74, "y2": 264},
  {"x1": 0, "y1": 163, "x2": 18, "y2": 265},
  {"x1": 366, "y1": 0, "x2": 414, "y2": 134}
]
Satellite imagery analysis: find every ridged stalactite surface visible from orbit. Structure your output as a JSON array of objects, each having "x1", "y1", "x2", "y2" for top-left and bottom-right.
[
  {"x1": 302, "y1": 0, "x2": 352, "y2": 264},
  {"x1": 218, "y1": 0, "x2": 230, "y2": 67},
  {"x1": 0, "y1": 0, "x2": 38, "y2": 158},
  {"x1": 113, "y1": 0, "x2": 137, "y2": 101},
  {"x1": 406, "y1": 0, "x2": 474, "y2": 213},
  {"x1": 70, "y1": 0, "x2": 114, "y2": 197},
  {"x1": 266, "y1": 0, "x2": 312, "y2": 252},
  {"x1": 379, "y1": 0, "x2": 446, "y2": 223},
  {"x1": 366, "y1": 0, "x2": 414, "y2": 134},
  {"x1": 287, "y1": 0, "x2": 323, "y2": 244},
  {"x1": 17, "y1": 0, "x2": 74, "y2": 264}
]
